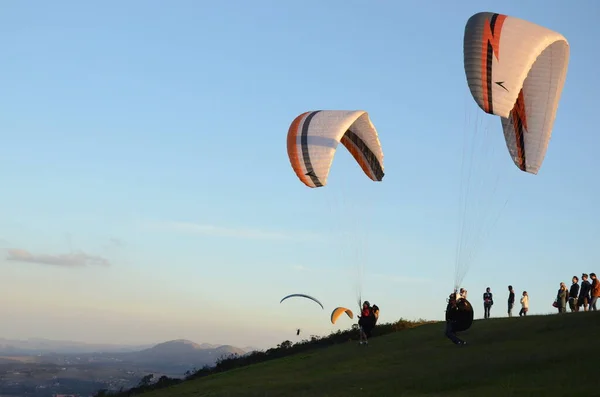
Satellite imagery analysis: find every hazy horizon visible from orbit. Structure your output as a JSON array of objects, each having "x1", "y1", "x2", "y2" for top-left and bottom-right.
[{"x1": 2, "y1": 0, "x2": 599, "y2": 351}]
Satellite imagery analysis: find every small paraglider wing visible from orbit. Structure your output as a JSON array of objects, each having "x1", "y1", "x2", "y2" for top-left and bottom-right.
[
  {"x1": 463, "y1": 12, "x2": 569, "y2": 174},
  {"x1": 330, "y1": 307, "x2": 354, "y2": 324},
  {"x1": 280, "y1": 294, "x2": 324, "y2": 310},
  {"x1": 287, "y1": 110, "x2": 385, "y2": 188}
]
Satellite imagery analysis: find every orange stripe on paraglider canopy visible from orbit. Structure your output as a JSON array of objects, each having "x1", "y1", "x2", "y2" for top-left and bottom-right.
[
  {"x1": 481, "y1": 13, "x2": 507, "y2": 114},
  {"x1": 287, "y1": 112, "x2": 313, "y2": 187},
  {"x1": 341, "y1": 135, "x2": 375, "y2": 181}
]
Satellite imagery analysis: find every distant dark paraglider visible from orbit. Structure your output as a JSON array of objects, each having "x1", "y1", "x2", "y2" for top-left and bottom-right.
[{"x1": 279, "y1": 294, "x2": 324, "y2": 310}]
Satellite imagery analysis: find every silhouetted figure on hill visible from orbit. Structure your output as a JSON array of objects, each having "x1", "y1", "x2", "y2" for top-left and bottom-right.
[
  {"x1": 508, "y1": 285, "x2": 515, "y2": 317},
  {"x1": 519, "y1": 291, "x2": 528, "y2": 316},
  {"x1": 579, "y1": 273, "x2": 591, "y2": 311},
  {"x1": 556, "y1": 282, "x2": 567, "y2": 313},
  {"x1": 591, "y1": 273, "x2": 599, "y2": 311},
  {"x1": 483, "y1": 287, "x2": 493, "y2": 319},
  {"x1": 569, "y1": 276, "x2": 580, "y2": 312}
]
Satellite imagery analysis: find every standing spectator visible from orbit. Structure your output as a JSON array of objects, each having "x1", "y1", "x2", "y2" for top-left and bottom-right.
[
  {"x1": 483, "y1": 287, "x2": 493, "y2": 319},
  {"x1": 519, "y1": 291, "x2": 529, "y2": 317},
  {"x1": 508, "y1": 285, "x2": 515, "y2": 317},
  {"x1": 590, "y1": 273, "x2": 599, "y2": 311},
  {"x1": 557, "y1": 282, "x2": 568, "y2": 313},
  {"x1": 569, "y1": 276, "x2": 580, "y2": 312},
  {"x1": 579, "y1": 274, "x2": 591, "y2": 312}
]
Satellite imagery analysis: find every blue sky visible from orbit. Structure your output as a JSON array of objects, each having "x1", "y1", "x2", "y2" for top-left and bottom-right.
[{"x1": 1, "y1": 0, "x2": 598, "y2": 349}]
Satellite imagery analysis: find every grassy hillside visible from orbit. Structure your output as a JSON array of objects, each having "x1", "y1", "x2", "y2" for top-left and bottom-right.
[{"x1": 139, "y1": 312, "x2": 599, "y2": 397}]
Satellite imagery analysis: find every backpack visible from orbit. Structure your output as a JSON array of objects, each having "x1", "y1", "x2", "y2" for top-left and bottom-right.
[{"x1": 371, "y1": 305, "x2": 379, "y2": 322}]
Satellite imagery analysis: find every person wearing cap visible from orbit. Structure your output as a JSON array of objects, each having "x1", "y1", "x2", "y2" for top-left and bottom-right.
[
  {"x1": 579, "y1": 274, "x2": 591, "y2": 311},
  {"x1": 590, "y1": 273, "x2": 599, "y2": 311}
]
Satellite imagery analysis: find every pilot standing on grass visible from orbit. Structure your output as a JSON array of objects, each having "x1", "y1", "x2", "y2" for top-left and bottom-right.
[
  {"x1": 445, "y1": 291, "x2": 467, "y2": 346},
  {"x1": 358, "y1": 301, "x2": 376, "y2": 345}
]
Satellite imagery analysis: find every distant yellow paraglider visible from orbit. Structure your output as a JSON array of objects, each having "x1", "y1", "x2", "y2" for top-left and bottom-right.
[{"x1": 330, "y1": 307, "x2": 354, "y2": 325}]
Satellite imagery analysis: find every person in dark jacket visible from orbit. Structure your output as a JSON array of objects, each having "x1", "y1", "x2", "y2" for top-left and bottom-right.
[
  {"x1": 579, "y1": 274, "x2": 591, "y2": 311},
  {"x1": 445, "y1": 291, "x2": 466, "y2": 346},
  {"x1": 483, "y1": 287, "x2": 493, "y2": 319},
  {"x1": 508, "y1": 285, "x2": 515, "y2": 317},
  {"x1": 569, "y1": 276, "x2": 580, "y2": 312},
  {"x1": 358, "y1": 301, "x2": 376, "y2": 345}
]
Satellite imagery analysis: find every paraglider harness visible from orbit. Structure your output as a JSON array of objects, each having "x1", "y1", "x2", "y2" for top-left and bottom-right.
[
  {"x1": 359, "y1": 304, "x2": 379, "y2": 337},
  {"x1": 359, "y1": 304, "x2": 379, "y2": 323},
  {"x1": 446, "y1": 292, "x2": 474, "y2": 332},
  {"x1": 371, "y1": 305, "x2": 379, "y2": 324}
]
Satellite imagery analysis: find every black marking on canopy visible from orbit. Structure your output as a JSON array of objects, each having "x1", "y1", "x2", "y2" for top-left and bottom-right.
[
  {"x1": 485, "y1": 13, "x2": 501, "y2": 114},
  {"x1": 300, "y1": 111, "x2": 323, "y2": 187},
  {"x1": 343, "y1": 129, "x2": 385, "y2": 181},
  {"x1": 495, "y1": 81, "x2": 509, "y2": 92}
]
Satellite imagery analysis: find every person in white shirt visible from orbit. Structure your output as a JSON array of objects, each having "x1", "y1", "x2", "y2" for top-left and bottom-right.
[{"x1": 519, "y1": 291, "x2": 529, "y2": 316}]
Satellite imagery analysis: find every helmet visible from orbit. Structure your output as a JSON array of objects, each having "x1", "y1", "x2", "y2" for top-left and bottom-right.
[{"x1": 363, "y1": 301, "x2": 370, "y2": 307}]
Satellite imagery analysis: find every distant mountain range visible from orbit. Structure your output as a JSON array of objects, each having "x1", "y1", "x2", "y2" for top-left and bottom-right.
[
  {"x1": 109, "y1": 339, "x2": 250, "y2": 373},
  {"x1": 0, "y1": 337, "x2": 258, "y2": 356},
  {"x1": 0, "y1": 337, "x2": 154, "y2": 355},
  {"x1": 0, "y1": 338, "x2": 261, "y2": 396},
  {"x1": 0, "y1": 338, "x2": 259, "y2": 376}
]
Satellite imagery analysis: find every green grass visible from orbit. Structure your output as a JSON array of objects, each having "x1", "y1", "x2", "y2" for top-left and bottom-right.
[{"x1": 143, "y1": 312, "x2": 600, "y2": 397}]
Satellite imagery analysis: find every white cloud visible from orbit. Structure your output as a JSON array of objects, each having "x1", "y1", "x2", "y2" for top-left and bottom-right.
[
  {"x1": 6, "y1": 249, "x2": 111, "y2": 268},
  {"x1": 148, "y1": 221, "x2": 320, "y2": 241}
]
